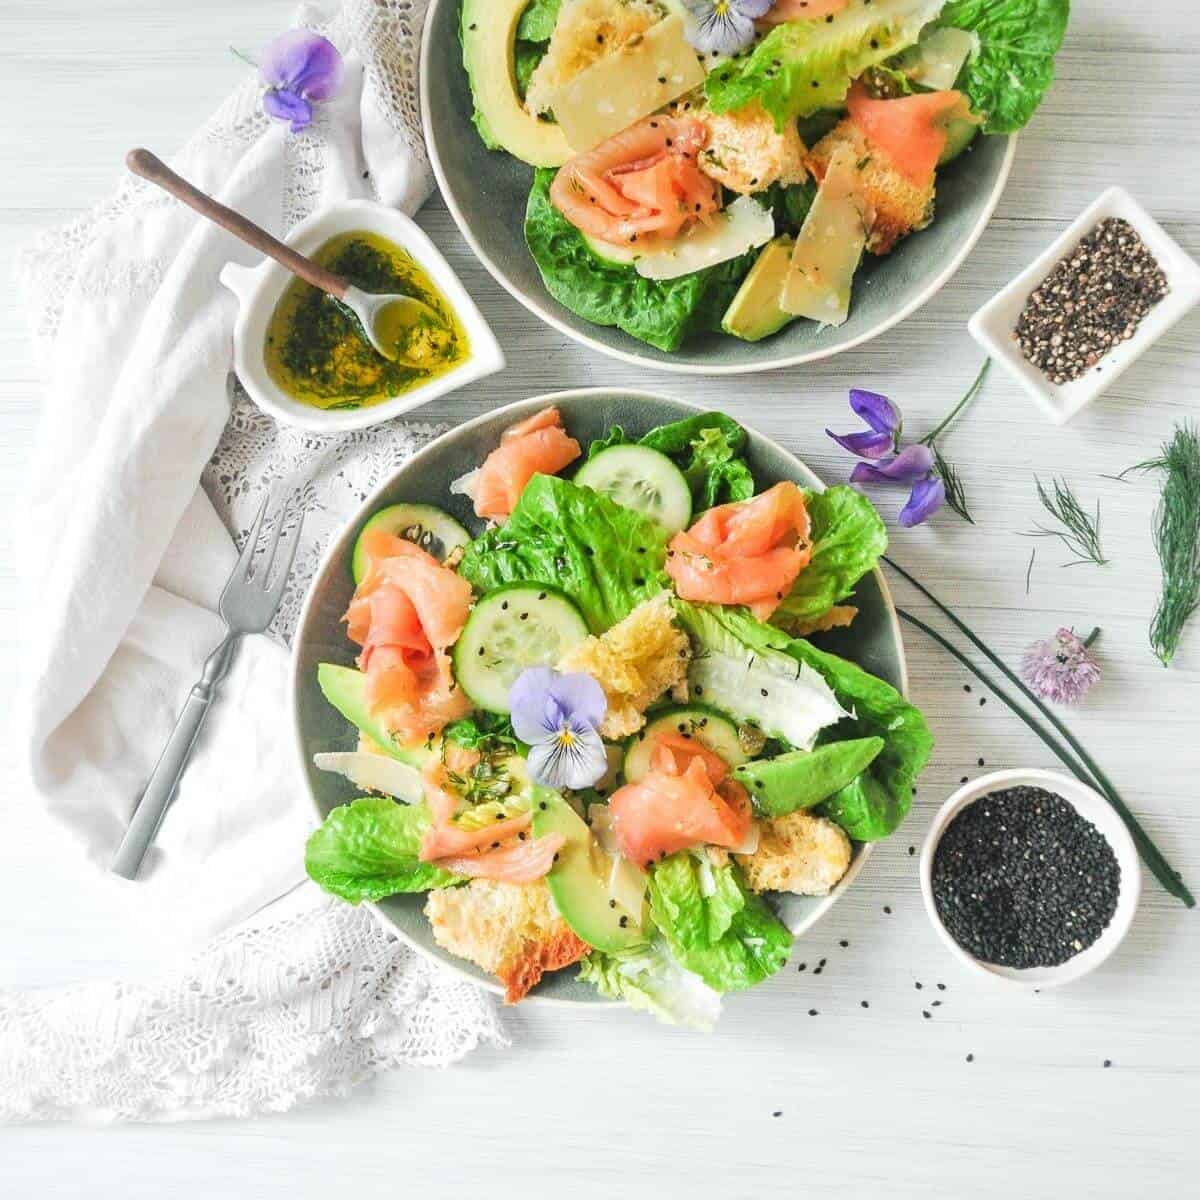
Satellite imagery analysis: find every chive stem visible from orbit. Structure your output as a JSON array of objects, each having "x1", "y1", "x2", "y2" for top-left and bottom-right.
[{"x1": 887, "y1": 558, "x2": 1194, "y2": 908}]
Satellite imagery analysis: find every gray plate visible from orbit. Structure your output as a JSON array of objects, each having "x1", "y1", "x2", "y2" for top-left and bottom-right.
[
  {"x1": 290, "y1": 389, "x2": 907, "y2": 1003},
  {"x1": 420, "y1": 0, "x2": 1016, "y2": 375}
]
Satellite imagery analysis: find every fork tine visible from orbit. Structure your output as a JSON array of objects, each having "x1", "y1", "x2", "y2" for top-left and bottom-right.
[
  {"x1": 235, "y1": 493, "x2": 270, "y2": 580},
  {"x1": 257, "y1": 492, "x2": 294, "y2": 587},
  {"x1": 264, "y1": 506, "x2": 306, "y2": 609}
]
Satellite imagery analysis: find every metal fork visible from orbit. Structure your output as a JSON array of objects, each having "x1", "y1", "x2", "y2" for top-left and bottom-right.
[{"x1": 111, "y1": 491, "x2": 306, "y2": 879}]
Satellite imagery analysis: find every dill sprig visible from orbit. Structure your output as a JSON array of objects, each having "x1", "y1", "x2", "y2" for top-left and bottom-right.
[
  {"x1": 919, "y1": 359, "x2": 990, "y2": 525},
  {"x1": 1130, "y1": 424, "x2": 1200, "y2": 666},
  {"x1": 1024, "y1": 477, "x2": 1109, "y2": 567}
]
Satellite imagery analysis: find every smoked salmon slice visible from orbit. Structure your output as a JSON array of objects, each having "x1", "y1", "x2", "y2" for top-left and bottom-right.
[
  {"x1": 608, "y1": 745, "x2": 752, "y2": 867},
  {"x1": 551, "y1": 115, "x2": 722, "y2": 248},
  {"x1": 434, "y1": 834, "x2": 566, "y2": 884},
  {"x1": 846, "y1": 85, "x2": 976, "y2": 189},
  {"x1": 420, "y1": 811, "x2": 534, "y2": 862},
  {"x1": 470, "y1": 406, "x2": 582, "y2": 521},
  {"x1": 342, "y1": 531, "x2": 472, "y2": 737},
  {"x1": 665, "y1": 481, "x2": 812, "y2": 620},
  {"x1": 763, "y1": 0, "x2": 848, "y2": 23}
]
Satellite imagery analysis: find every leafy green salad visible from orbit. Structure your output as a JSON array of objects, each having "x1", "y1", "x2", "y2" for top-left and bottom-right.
[
  {"x1": 303, "y1": 405, "x2": 932, "y2": 1027},
  {"x1": 456, "y1": 0, "x2": 1070, "y2": 352}
]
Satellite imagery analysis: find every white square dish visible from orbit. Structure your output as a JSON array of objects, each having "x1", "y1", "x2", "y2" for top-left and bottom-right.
[{"x1": 968, "y1": 186, "x2": 1200, "y2": 425}]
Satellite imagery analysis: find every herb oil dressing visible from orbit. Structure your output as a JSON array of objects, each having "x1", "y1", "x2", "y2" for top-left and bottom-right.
[{"x1": 264, "y1": 231, "x2": 469, "y2": 410}]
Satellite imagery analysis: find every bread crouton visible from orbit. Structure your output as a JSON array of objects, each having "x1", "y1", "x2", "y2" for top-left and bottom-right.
[
  {"x1": 425, "y1": 879, "x2": 589, "y2": 1003},
  {"x1": 690, "y1": 100, "x2": 808, "y2": 195},
  {"x1": 785, "y1": 605, "x2": 858, "y2": 638},
  {"x1": 735, "y1": 810, "x2": 852, "y2": 897},
  {"x1": 557, "y1": 591, "x2": 690, "y2": 738},
  {"x1": 525, "y1": 0, "x2": 664, "y2": 117},
  {"x1": 804, "y1": 120, "x2": 933, "y2": 255}
]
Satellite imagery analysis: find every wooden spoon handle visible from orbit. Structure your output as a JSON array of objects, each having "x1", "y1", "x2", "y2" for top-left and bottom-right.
[{"x1": 126, "y1": 147, "x2": 349, "y2": 299}]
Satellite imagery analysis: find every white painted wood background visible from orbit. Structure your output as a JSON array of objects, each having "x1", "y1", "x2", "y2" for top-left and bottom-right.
[{"x1": 1, "y1": 2, "x2": 1198, "y2": 1195}]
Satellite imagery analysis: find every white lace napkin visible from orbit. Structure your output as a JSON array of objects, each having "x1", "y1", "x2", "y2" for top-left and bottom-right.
[{"x1": 4, "y1": 0, "x2": 505, "y2": 1120}]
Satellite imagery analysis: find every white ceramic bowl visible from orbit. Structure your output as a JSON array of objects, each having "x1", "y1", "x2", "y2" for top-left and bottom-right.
[
  {"x1": 968, "y1": 186, "x2": 1200, "y2": 425},
  {"x1": 219, "y1": 199, "x2": 504, "y2": 433},
  {"x1": 919, "y1": 768, "x2": 1141, "y2": 989}
]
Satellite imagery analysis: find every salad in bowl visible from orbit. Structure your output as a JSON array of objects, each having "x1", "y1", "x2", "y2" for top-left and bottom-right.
[
  {"x1": 438, "y1": 0, "x2": 1068, "y2": 358},
  {"x1": 297, "y1": 394, "x2": 932, "y2": 1028}
]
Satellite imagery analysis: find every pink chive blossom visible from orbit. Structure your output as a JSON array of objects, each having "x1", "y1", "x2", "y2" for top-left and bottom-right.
[{"x1": 1020, "y1": 627, "x2": 1102, "y2": 705}]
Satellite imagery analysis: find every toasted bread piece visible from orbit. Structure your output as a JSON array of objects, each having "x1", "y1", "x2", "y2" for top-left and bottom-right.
[
  {"x1": 688, "y1": 99, "x2": 808, "y2": 195},
  {"x1": 425, "y1": 879, "x2": 589, "y2": 1003},
  {"x1": 786, "y1": 605, "x2": 859, "y2": 638},
  {"x1": 557, "y1": 591, "x2": 690, "y2": 738},
  {"x1": 735, "y1": 810, "x2": 852, "y2": 897},
  {"x1": 804, "y1": 120, "x2": 934, "y2": 255}
]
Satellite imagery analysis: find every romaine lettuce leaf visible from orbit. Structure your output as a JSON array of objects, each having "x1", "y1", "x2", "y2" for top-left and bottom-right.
[
  {"x1": 936, "y1": 0, "x2": 1070, "y2": 133},
  {"x1": 578, "y1": 937, "x2": 723, "y2": 1030},
  {"x1": 639, "y1": 412, "x2": 754, "y2": 509},
  {"x1": 647, "y1": 851, "x2": 792, "y2": 992},
  {"x1": 525, "y1": 169, "x2": 755, "y2": 352},
  {"x1": 819, "y1": 771, "x2": 905, "y2": 841},
  {"x1": 305, "y1": 797, "x2": 462, "y2": 903},
  {"x1": 517, "y1": 0, "x2": 561, "y2": 42},
  {"x1": 774, "y1": 485, "x2": 888, "y2": 630},
  {"x1": 675, "y1": 603, "x2": 932, "y2": 839},
  {"x1": 705, "y1": 0, "x2": 946, "y2": 128},
  {"x1": 458, "y1": 474, "x2": 669, "y2": 633}
]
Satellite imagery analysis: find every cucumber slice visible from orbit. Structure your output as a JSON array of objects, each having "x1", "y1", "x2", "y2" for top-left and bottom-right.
[
  {"x1": 583, "y1": 232, "x2": 638, "y2": 267},
  {"x1": 453, "y1": 584, "x2": 590, "y2": 713},
  {"x1": 574, "y1": 445, "x2": 693, "y2": 534},
  {"x1": 623, "y1": 704, "x2": 748, "y2": 784},
  {"x1": 351, "y1": 503, "x2": 471, "y2": 583}
]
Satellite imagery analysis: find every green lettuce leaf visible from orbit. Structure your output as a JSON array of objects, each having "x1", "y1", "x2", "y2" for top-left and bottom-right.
[
  {"x1": 773, "y1": 486, "x2": 888, "y2": 630},
  {"x1": 525, "y1": 169, "x2": 755, "y2": 352},
  {"x1": 517, "y1": 0, "x2": 561, "y2": 42},
  {"x1": 647, "y1": 852, "x2": 792, "y2": 992},
  {"x1": 936, "y1": 0, "x2": 1070, "y2": 133},
  {"x1": 676, "y1": 603, "x2": 932, "y2": 839},
  {"x1": 640, "y1": 412, "x2": 754, "y2": 509},
  {"x1": 305, "y1": 797, "x2": 462, "y2": 903},
  {"x1": 820, "y1": 771, "x2": 905, "y2": 841},
  {"x1": 756, "y1": 179, "x2": 818, "y2": 235},
  {"x1": 585, "y1": 424, "x2": 631, "y2": 461},
  {"x1": 705, "y1": 0, "x2": 946, "y2": 128},
  {"x1": 458, "y1": 474, "x2": 670, "y2": 633},
  {"x1": 578, "y1": 937, "x2": 723, "y2": 1030},
  {"x1": 514, "y1": 41, "x2": 546, "y2": 100}
]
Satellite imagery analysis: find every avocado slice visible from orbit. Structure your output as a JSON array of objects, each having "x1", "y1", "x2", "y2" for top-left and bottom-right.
[
  {"x1": 721, "y1": 237, "x2": 797, "y2": 343},
  {"x1": 316, "y1": 664, "x2": 435, "y2": 768},
  {"x1": 939, "y1": 116, "x2": 979, "y2": 166},
  {"x1": 461, "y1": 0, "x2": 570, "y2": 168},
  {"x1": 732, "y1": 737, "x2": 884, "y2": 818},
  {"x1": 532, "y1": 791, "x2": 645, "y2": 953}
]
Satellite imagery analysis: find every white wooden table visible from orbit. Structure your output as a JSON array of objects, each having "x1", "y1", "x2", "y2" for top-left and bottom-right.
[{"x1": 2, "y1": 2, "x2": 1198, "y2": 1195}]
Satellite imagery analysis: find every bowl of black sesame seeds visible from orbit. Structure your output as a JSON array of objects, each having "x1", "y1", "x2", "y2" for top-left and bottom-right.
[
  {"x1": 968, "y1": 186, "x2": 1200, "y2": 425},
  {"x1": 919, "y1": 769, "x2": 1141, "y2": 988}
]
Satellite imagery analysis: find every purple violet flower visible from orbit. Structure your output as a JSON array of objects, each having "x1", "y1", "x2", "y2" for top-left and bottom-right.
[
  {"x1": 509, "y1": 667, "x2": 608, "y2": 790},
  {"x1": 259, "y1": 30, "x2": 344, "y2": 132},
  {"x1": 685, "y1": 1, "x2": 775, "y2": 56},
  {"x1": 1020, "y1": 627, "x2": 1102, "y2": 705},
  {"x1": 828, "y1": 392, "x2": 946, "y2": 525}
]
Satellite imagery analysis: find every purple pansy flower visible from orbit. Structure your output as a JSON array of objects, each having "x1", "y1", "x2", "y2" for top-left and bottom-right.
[
  {"x1": 1020, "y1": 627, "x2": 1102, "y2": 705},
  {"x1": 828, "y1": 391, "x2": 946, "y2": 526},
  {"x1": 685, "y1": 0, "x2": 775, "y2": 56},
  {"x1": 509, "y1": 667, "x2": 609, "y2": 790},
  {"x1": 259, "y1": 30, "x2": 344, "y2": 132}
]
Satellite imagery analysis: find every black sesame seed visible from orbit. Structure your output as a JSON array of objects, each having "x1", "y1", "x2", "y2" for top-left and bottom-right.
[
  {"x1": 839, "y1": 940, "x2": 849, "y2": 948},
  {"x1": 937, "y1": 983, "x2": 946, "y2": 991},
  {"x1": 808, "y1": 1009, "x2": 818, "y2": 1016},
  {"x1": 1103, "y1": 1059, "x2": 1113, "y2": 1068},
  {"x1": 978, "y1": 757, "x2": 985, "y2": 767},
  {"x1": 861, "y1": 1000, "x2": 869, "y2": 1009},
  {"x1": 908, "y1": 846, "x2": 916, "y2": 856},
  {"x1": 619, "y1": 915, "x2": 629, "y2": 928},
  {"x1": 931, "y1": 785, "x2": 1121, "y2": 968},
  {"x1": 772, "y1": 1110, "x2": 782, "y2": 1118},
  {"x1": 883, "y1": 905, "x2": 892, "y2": 914},
  {"x1": 797, "y1": 962, "x2": 806, "y2": 971},
  {"x1": 966, "y1": 1053, "x2": 974, "y2": 1063},
  {"x1": 915, "y1": 982, "x2": 923, "y2": 990},
  {"x1": 922, "y1": 1010, "x2": 931, "y2": 1019}
]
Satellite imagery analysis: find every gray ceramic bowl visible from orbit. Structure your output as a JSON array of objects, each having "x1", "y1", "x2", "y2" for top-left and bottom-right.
[
  {"x1": 291, "y1": 389, "x2": 908, "y2": 1003},
  {"x1": 420, "y1": 0, "x2": 1017, "y2": 375}
]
